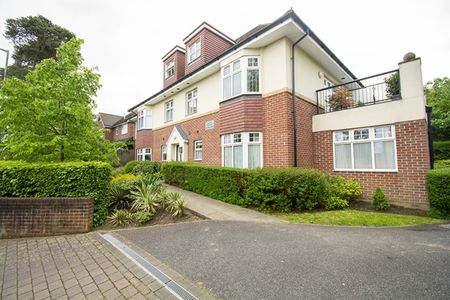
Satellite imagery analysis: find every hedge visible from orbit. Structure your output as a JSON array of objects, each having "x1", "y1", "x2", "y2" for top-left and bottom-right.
[
  {"x1": 434, "y1": 140, "x2": 450, "y2": 160},
  {"x1": 427, "y1": 168, "x2": 450, "y2": 219},
  {"x1": 161, "y1": 162, "x2": 360, "y2": 212},
  {"x1": 0, "y1": 161, "x2": 112, "y2": 226}
]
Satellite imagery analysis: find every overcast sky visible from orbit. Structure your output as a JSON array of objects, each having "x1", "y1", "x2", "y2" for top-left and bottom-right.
[{"x1": 0, "y1": 0, "x2": 449, "y2": 115}]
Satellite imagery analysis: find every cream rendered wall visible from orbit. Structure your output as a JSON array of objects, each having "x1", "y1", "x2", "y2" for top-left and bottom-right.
[
  {"x1": 151, "y1": 71, "x2": 221, "y2": 129},
  {"x1": 261, "y1": 38, "x2": 289, "y2": 94},
  {"x1": 312, "y1": 59, "x2": 426, "y2": 132},
  {"x1": 290, "y1": 45, "x2": 341, "y2": 104}
]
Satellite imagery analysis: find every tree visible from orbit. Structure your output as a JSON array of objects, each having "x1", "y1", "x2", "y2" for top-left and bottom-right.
[
  {"x1": 0, "y1": 38, "x2": 122, "y2": 163},
  {"x1": 3, "y1": 15, "x2": 75, "y2": 79},
  {"x1": 425, "y1": 77, "x2": 450, "y2": 140}
]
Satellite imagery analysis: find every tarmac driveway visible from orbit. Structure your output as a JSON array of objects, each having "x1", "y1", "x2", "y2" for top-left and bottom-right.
[{"x1": 117, "y1": 220, "x2": 450, "y2": 300}]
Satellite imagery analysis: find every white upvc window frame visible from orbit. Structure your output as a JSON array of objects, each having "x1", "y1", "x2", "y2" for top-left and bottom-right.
[
  {"x1": 165, "y1": 100, "x2": 173, "y2": 122},
  {"x1": 333, "y1": 125, "x2": 397, "y2": 172},
  {"x1": 187, "y1": 39, "x2": 201, "y2": 64},
  {"x1": 137, "y1": 109, "x2": 152, "y2": 130},
  {"x1": 161, "y1": 145, "x2": 167, "y2": 161},
  {"x1": 165, "y1": 59, "x2": 175, "y2": 79},
  {"x1": 121, "y1": 123, "x2": 128, "y2": 135},
  {"x1": 222, "y1": 56, "x2": 261, "y2": 101},
  {"x1": 186, "y1": 89, "x2": 198, "y2": 116},
  {"x1": 137, "y1": 148, "x2": 152, "y2": 161},
  {"x1": 194, "y1": 140, "x2": 203, "y2": 161},
  {"x1": 221, "y1": 132, "x2": 263, "y2": 169}
]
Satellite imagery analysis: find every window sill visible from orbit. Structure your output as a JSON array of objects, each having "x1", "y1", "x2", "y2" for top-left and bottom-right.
[
  {"x1": 137, "y1": 128, "x2": 152, "y2": 131},
  {"x1": 194, "y1": 159, "x2": 202, "y2": 161},
  {"x1": 333, "y1": 168, "x2": 398, "y2": 173},
  {"x1": 163, "y1": 120, "x2": 173, "y2": 124}
]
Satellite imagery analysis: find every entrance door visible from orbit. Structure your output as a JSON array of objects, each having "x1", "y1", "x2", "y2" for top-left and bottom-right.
[{"x1": 175, "y1": 145, "x2": 183, "y2": 161}]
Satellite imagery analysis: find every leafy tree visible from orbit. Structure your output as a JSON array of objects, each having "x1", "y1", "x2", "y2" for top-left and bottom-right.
[
  {"x1": 425, "y1": 77, "x2": 450, "y2": 140},
  {"x1": 3, "y1": 15, "x2": 75, "y2": 79},
  {"x1": 0, "y1": 38, "x2": 122, "y2": 163}
]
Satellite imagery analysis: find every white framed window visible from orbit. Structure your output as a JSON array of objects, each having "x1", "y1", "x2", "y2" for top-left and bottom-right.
[
  {"x1": 187, "y1": 39, "x2": 201, "y2": 64},
  {"x1": 161, "y1": 145, "x2": 167, "y2": 161},
  {"x1": 222, "y1": 56, "x2": 260, "y2": 100},
  {"x1": 137, "y1": 148, "x2": 152, "y2": 161},
  {"x1": 165, "y1": 60, "x2": 175, "y2": 79},
  {"x1": 165, "y1": 100, "x2": 173, "y2": 122},
  {"x1": 137, "y1": 109, "x2": 152, "y2": 130},
  {"x1": 333, "y1": 125, "x2": 397, "y2": 172},
  {"x1": 194, "y1": 140, "x2": 202, "y2": 160},
  {"x1": 121, "y1": 124, "x2": 128, "y2": 135},
  {"x1": 222, "y1": 132, "x2": 262, "y2": 168},
  {"x1": 186, "y1": 89, "x2": 198, "y2": 115}
]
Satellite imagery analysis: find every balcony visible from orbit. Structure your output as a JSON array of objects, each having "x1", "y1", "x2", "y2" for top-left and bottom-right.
[{"x1": 316, "y1": 69, "x2": 401, "y2": 114}]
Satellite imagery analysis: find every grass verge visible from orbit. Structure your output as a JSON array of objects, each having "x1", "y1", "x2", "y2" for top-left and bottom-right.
[{"x1": 275, "y1": 209, "x2": 443, "y2": 227}]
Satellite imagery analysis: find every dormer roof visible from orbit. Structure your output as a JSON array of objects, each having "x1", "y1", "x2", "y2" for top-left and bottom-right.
[{"x1": 183, "y1": 21, "x2": 235, "y2": 44}]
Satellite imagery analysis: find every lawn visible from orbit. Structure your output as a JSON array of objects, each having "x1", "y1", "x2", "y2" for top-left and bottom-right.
[{"x1": 275, "y1": 209, "x2": 443, "y2": 227}]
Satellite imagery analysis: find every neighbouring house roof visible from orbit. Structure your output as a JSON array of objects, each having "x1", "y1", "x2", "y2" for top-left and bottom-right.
[
  {"x1": 129, "y1": 9, "x2": 357, "y2": 112},
  {"x1": 99, "y1": 112, "x2": 136, "y2": 128}
]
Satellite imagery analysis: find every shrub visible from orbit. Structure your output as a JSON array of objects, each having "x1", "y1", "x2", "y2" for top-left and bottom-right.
[
  {"x1": 435, "y1": 159, "x2": 450, "y2": 169},
  {"x1": 131, "y1": 181, "x2": 160, "y2": 213},
  {"x1": 166, "y1": 192, "x2": 185, "y2": 217},
  {"x1": 162, "y1": 162, "x2": 249, "y2": 205},
  {"x1": 124, "y1": 160, "x2": 141, "y2": 173},
  {"x1": 108, "y1": 209, "x2": 133, "y2": 226},
  {"x1": 132, "y1": 161, "x2": 161, "y2": 176},
  {"x1": 434, "y1": 141, "x2": 450, "y2": 160},
  {"x1": 328, "y1": 87, "x2": 354, "y2": 111},
  {"x1": 0, "y1": 161, "x2": 111, "y2": 226},
  {"x1": 373, "y1": 187, "x2": 390, "y2": 211},
  {"x1": 112, "y1": 173, "x2": 139, "y2": 183},
  {"x1": 325, "y1": 196, "x2": 349, "y2": 210},
  {"x1": 427, "y1": 168, "x2": 450, "y2": 219},
  {"x1": 329, "y1": 176, "x2": 362, "y2": 202},
  {"x1": 112, "y1": 167, "x2": 126, "y2": 177},
  {"x1": 134, "y1": 211, "x2": 153, "y2": 225},
  {"x1": 109, "y1": 177, "x2": 141, "y2": 210},
  {"x1": 385, "y1": 72, "x2": 400, "y2": 98}
]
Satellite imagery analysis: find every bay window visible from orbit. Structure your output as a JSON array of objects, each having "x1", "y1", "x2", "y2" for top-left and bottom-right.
[
  {"x1": 137, "y1": 109, "x2": 152, "y2": 130},
  {"x1": 137, "y1": 148, "x2": 152, "y2": 161},
  {"x1": 333, "y1": 125, "x2": 396, "y2": 171},
  {"x1": 222, "y1": 57, "x2": 260, "y2": 100},
  {"x1": 222, "y1": 132, "x2": 262, "y2": 168}
]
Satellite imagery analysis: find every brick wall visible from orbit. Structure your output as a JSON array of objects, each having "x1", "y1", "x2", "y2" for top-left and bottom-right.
[
  {"x1": 313, "y1": 119, "x2": 430, "y2": 209},
  {"x1": 219, "y1": 96, "x2": 263, "y2": 135},
  {"x1": 110, "y1": 121, "x2": 135, "y2": 142},
  {"x1": 185, "y1": 28, "x2": 232, "y2": 75},
  {"x1": 152, "y1": 112, "x2": 221, "y2": 165},
  {"x1": 0, "y1": 197, "x2": 93, "y2": 238}
]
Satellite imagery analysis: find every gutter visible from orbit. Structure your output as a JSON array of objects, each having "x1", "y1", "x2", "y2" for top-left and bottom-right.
[{"x1": 291, "y1": 30, "x2": 309, "y2": 168}]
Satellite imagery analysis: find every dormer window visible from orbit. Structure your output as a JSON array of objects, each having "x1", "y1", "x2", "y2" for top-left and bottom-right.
[
  {"x1": 137, "y1": 109, "x2": 152, "y2": 130},
  {"x1": 165, "y1": 60, "x2": 175, "y2": 79},
  {"x1": 187, "y1": 39, "x2": 201, "y2": 64},
  {"x1": 222, "y1": 57, "x2": 260, "y2": 100}
]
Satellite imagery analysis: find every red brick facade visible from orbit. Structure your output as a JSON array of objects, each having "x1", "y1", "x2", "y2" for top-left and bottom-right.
[
  {"x1": 313, "y1": 119, "x2": 430, "y2": 209},
  {"x1": 109, "y1": 121, "x2": 135, "y2": 142},
  {"x1": 185, "y1": 28, "x2": 233, "y2": 75},
  {"x1": 219, "y1": 96, "x2": 263, "y2": 135},
  {"x1": 135, "y1": 129, "x2": 153, "y2": 151}
]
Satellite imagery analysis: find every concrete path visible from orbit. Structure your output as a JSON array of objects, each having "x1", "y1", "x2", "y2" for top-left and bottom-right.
[
  {"x1": 0, "y1": 232, "x2": 210, "y2": 300},
  {"x1": 166, "y1": 185, "x2": 284, "y2": 223}
]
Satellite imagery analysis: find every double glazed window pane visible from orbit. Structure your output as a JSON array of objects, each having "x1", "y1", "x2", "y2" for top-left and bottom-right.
[
  {"x1": 224, "y1": 146, "x2": 233, "y2": 167},
  {"x1": 247, "y1": 69, "x2": 259, "y2": 92},
  {"x1": 354, "y1": 143, "x2": 372, "y2": 169},
  {"x1": 248, "y1": 144, "x2": 261, "y2": 168},
  {"x1": 232, "y1": 72, "x2": 241, "y2": 96},
  {"x1": 233, "y1": 145, "x2": 243, "y2": 168},
  {"x1": 375, "y1": 141, "x2": 395, "y2": 169},
  {"x1": 335, "y1": 144, "x2": 351, "y2": 169}
]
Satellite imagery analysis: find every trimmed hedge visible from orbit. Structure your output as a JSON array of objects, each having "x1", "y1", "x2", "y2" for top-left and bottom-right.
[
  {"x1": 427, "y1": 168, "x2": 450, "y2": 219},
  {"x1": 0, "y1": 161, "x2": 112, "y2": 226},
  {"x1": 161, "y1": 162, "x2": 361, "y2": 212},
  {"x1": 434, "y1": 141, "x2": 450, "y2": 160}
]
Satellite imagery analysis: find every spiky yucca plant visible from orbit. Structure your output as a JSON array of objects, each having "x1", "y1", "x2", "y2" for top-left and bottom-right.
[
  {"x1": 167, "y1": 192, "x2": 185, "y2": 217},
  {"x1": 108, "y1": 209, "x2": 133, "y2": 226},
  {"x1": 131, "y1": 182, "x2": 160, "y2": 213}
]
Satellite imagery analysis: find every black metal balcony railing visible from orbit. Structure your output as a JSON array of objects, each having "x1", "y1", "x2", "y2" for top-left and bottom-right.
[{"x1": 316, "y1": 69, "x2": 401, "y2": 114}]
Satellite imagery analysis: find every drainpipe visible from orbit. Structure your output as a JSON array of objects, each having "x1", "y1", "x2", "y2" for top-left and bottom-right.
[
  {"x1": 291, "y1": 29, "x2": 309, "y2": 167},
  {"x1": 426, "y1": 106, "x2": 434, "y2": 169}
]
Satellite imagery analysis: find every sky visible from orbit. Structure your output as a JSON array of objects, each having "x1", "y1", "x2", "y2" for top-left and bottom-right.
[{"x1": 0, "y1": 0, "x2": 449, "y2": 115}]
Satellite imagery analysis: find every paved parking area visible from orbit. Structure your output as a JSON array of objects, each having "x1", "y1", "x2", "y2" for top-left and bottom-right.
[{"x1": 0, "y1": 233, "x2": 176, "y2": 300}]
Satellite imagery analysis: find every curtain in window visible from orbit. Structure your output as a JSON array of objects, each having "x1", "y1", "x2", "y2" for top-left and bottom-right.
[
  {"x1": 335, "y1": 144, "x2": 351, "y2": 169},
  {"x1": 248, "y1": 144, "x2": 261, "y2": 168},
  {"x1": 233, "y1": 145, "x2": 243, "y2": 168},
  {"x1": 224, "y1": 146, "x2": 233, "y2": 167},
  {"x1": 374, "y1": 141, "x2": 395, "y2": 169},
  {"x1": 354, "y1": 142, "x2": 372, "y2": 169}
]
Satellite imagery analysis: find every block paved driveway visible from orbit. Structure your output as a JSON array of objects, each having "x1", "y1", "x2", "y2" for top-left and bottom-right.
[
  {"x1": 0, "y1": 233, "x2": 178, "y2": 300},
  {"x1": 117, "y1": 220, "x2": 450, "y2": 300}
]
